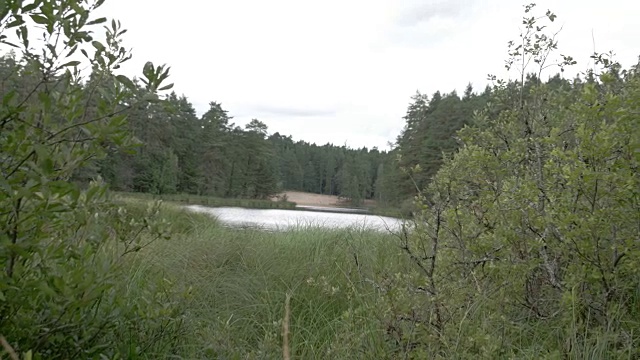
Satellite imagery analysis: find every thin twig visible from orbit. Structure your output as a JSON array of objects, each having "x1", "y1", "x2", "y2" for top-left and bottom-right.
[
  {"x1": 0, "y1": 336, "x2": 19, "y2": 360},
  {"x1": 283, "y1": 292, "x2": 291, "y2": 360}
]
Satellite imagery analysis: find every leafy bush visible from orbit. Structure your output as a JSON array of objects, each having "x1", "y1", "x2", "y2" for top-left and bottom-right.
[
  {"x1": 382, "y1": 4, "x2": 640, "y2": 358},
  {"x1": 0, "y1": 0, "x2": 187, "y2": 358}
]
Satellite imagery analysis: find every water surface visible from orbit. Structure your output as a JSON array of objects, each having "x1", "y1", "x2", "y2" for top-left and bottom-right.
[{"x1": 185, "y1": 205, "x2": 403, "y2": 231}]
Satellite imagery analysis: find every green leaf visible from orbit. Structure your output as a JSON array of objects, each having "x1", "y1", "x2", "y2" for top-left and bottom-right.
[
  {"x1": 38, "y1": 282, "x2": 57, "y2": 297},
  {"x1": 70, "y1": 2, "x2": 84, "y2": 16},
  {"x1": 6, "y1": 242, "x2": 33, "y2": 258},
  {"x1": 92, "y1": 40, "x2": 105, "y2": 52},
  {"x1": 30, "y1": 14, "x2": 49, "y2": 24},
  {"x1": 41, "y1": 157, "x2": 54, "y2": 175},
  {"x1": 2, "y1": 89, "x2": 16, "y2": 105},
  {"x1": 34, "y1": 143, "x2": 50, "y2": 161},
  {"x1": 22, "y1": 1, "x2": 42, "y2": 13},
  {"x1": 49, "y1": 180, "x2": 77, "y2": 197},
  {"x1": 158, "y1": 83, "x2": 174, "y2": 91},
  {"x1": 86, "y1": 17, "x2": 107, "y2": 25},
  {"x1": 96, "y1": 54, "x2": 105, "y2": 67},
  {"x1": 7, "y1": 16, "x2": 25, "y2": 28},
  {"x1": 37, "y1": 91, "x2": 51, "y2": 109},
  {"x1": 143, "y1": 93, "x2": 160, "y2": 102},
  {"x1": 157, "y1": 66, "x2": 170, "y2": 83},
  {"x1": 143, "y1": 61, "x2": 154, "y2": 79},
  {"x1": 0, "y1": 175, "x2": 11, "y2": 194},
  {"x1": 116, "y1": 75, "x2": 136, "y2": 91},
  {"x1": 67, "y1": 44, "x2": 78, "y2": 57},
  {"x1": 19, "y1": 25, "x2": 28, "y2": 42},
  {"x1": 46, "y1": 43, "x2": 57, "y2": 57},
  {"x1": 0, "y1": 7, "x2": 9, "y2": 22},
  {"x1": 1, "y1": 40, "x2": 19, "y2": 48},
  {"x1": 61, "y1": 60, "x2": 81, "y2": 67}
]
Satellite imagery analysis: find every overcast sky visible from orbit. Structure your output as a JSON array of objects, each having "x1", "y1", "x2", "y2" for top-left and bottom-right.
[{"x1": 96, "y1": 0, "x2": 639, "y2": 150}]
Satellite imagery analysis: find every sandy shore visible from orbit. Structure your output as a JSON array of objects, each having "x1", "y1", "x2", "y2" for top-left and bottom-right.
[{"x1": 273, "y1": 191, "x2": 375, "y2": 208}]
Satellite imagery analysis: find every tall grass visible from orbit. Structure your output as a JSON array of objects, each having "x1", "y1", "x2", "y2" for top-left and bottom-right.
[
  {"x1": 121, "y1": 201, "x2": 639, "y2": 359},
  {"x1": 123, "y1": 200, "x2": 404, "y2": 358}
]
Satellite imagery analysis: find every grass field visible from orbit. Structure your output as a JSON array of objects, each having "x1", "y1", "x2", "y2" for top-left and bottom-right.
[
  {"x1": 118, "y1": 198, "x2": 638, "y2": 359},
  {"x1": 122, "y1": 198, "x2": 407, "y2": 358}
]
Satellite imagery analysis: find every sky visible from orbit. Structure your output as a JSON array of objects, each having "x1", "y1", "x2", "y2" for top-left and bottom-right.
[{"x1": 94, "y1": 0, "x2": 640, "y2": 150}]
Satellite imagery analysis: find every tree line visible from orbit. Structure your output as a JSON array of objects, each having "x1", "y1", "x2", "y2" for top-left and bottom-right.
[
  {"x1": 0, "y1": 35, "x2": 603, "y2": 215},
  {"x1": 0, "y1": 46, "x2": 504, "y2": 211},
  {"x1": 89, "y1": 90, "x2": 390, "y2": 206},
  {"x1": 85, "y1": 68, "x2": 496, "y2": 210}
]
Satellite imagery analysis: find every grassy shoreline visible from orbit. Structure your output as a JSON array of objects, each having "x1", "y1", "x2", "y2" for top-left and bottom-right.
[
  {"x1": 114, "y1": 191, "x2": 297, "y2": 210},
  {"x1": 123, "y1": 199, "x2": 405, "y2": 358},
  {"x1": 117, "y1": 198, "x2": 639, "y2": 359},
  {"x1": 114, "y1": 191, "x2": 409, "y2": 219}
]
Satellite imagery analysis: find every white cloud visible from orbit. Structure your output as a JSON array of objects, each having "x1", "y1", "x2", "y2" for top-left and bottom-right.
[{"x1": 95, "y1": 0, "x2": 640, "y2": 150}]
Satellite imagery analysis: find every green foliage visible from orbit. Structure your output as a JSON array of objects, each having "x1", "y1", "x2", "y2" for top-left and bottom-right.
[
  {"x1": 102, "y1": 99, "x2": 286, "y2": 199},
  {"x1": 2, "y1": 1, "x2": 636, "y2": 358},
  {"x1": 98, "y1": 93, "x2": 390, "y2": 205},
  {"x1": 136, "y1": 203, "x2": 406, "y2": 359},
  {"x1": 383, "y1": 4, "x2": 640, "y2": 357},
  {"x1": 0, "y1": 0, "x2": 187, "y2": 357},
  {"x1": 268, "y1": 134, "x2": 387, "y2": 206},
  {"x1": 337, "y1": 152, "x2": 371, "y2": 206},
  {"x1": 395, "y1": 87, "x2": 490, "y2": 199}
]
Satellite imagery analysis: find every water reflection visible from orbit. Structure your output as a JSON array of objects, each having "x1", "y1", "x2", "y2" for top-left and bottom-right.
[{"x1": 185, "y1": 205, "x2": 404, "y2": 232}]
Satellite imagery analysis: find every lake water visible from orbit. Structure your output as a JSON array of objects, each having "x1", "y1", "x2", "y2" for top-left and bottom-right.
[{"x1": 185, "y1": 205, "x2": 405, "y2": 232}]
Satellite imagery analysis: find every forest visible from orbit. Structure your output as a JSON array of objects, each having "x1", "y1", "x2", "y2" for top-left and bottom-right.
[
  {"x1": 86, "y1": 71, "x2": 494, "y2": 210},
  {"x1": 1, "y1": 1, "x2": 639, "y2": 359},
  {"x1": 90, "y1": 82, "x2": 491, "y2": 209},
  {"x1": 0, "y1": 23, "x2": 498, "y2": 211}
]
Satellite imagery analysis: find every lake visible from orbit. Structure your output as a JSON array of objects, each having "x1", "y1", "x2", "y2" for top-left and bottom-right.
[{"x1": 185, "y1": 205, "x2": 405, "y2": 232}]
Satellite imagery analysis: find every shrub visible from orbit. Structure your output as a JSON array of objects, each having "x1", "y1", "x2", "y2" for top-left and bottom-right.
[
  {"x1": 0, "y1": 1, "x2": 186, "y2": 357},
  {"x1": 383, "y1": 4, "x2": 640, "y2": 358}
]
